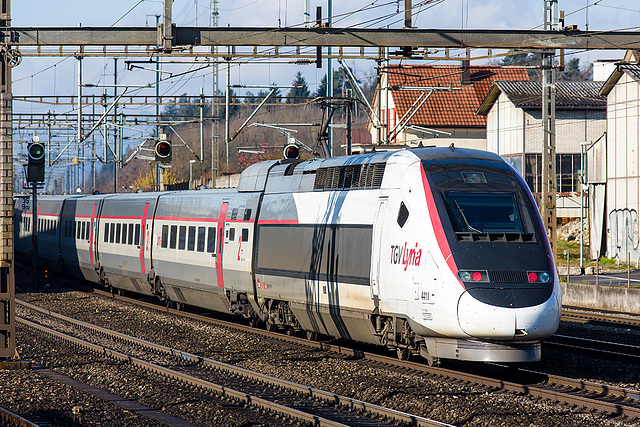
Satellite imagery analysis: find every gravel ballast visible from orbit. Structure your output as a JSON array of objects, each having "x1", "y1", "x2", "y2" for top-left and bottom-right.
[{"x1": 5, "y1": 282, "x2": 637, "y2": 426}]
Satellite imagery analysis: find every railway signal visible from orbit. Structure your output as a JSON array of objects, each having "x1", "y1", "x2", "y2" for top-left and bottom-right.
[
  {"x1": 27, "y1": 141, "x2": 45, "y2": 182},
  {"x1": 154, "y1": 137, "x2": 172, "y2": 162},
  {"x1": 283, "y1": 144, "x2": 300, "y2": 159}
]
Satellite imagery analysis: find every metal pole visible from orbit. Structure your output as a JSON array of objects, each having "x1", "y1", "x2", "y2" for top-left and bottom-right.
[
  {"x1": 225, "y1": 51, "x2": 230, "y2": 174},
  {"x1": 200, "y1": 87, "x2": 204, "y2": 165},
  {"x1": 628, "y1": 252, "x2": 631, "y2": 288},
  {"x1": 212, "y1": 0, "x2": 219, "y2": 184},
  {"x1": 542, "y1": 0, "x2": 558, "y2": 257},
  {"x1": 327, "y1": 0, "x2": 333, "y2": 156},
  {"x1": 113, "y1": 58, "x2": 118, "y2": 193},
  {"x1": 77, "y1": 49, "x2": 82, "y2": 194},
  {"x1": 346, "y1": 101, "x2": 352, "y2": 155},
  {"x1": 580, "y1": 143, "x2": 584, "y2": 271},
  {"x1": 31, "y1": 185, "x2": 38, "y2": 290}
]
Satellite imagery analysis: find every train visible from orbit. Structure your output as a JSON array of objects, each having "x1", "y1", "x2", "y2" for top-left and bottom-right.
[{"x1": 15, "y1": 147, "x2": 561, "y2": 365}]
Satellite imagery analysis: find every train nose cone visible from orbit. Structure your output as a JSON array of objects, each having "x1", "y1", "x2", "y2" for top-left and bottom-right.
[{"x1": 458, "y1": 291, "x2": 516, "y2": 340}]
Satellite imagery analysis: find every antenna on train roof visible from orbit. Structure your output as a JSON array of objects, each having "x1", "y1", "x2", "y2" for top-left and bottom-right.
[{"x1": 449, "y1": 142, "x2": 455, "y2": 151}]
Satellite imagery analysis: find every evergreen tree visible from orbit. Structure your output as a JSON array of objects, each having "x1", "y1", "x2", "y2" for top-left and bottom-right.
[
  {"x1": 287, "y1": 72, "x2": 311, "y2": 103},
  {"x1": 558, "y1": 58, "x2": 591, "y2": 82}
]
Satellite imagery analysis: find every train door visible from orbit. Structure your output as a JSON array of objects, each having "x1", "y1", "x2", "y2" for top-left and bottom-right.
[
  {"x1": 89, "y1": 203, "x2": 98, "y2": 267},
  {"x1": 216, "y1": 202, "x2": 228, "y2": 287},
  {"x1": 370, "y1": 197, "x2": 388, "y2": 304},
  {"x1": 139, "y1": 203, "x2": 150, "y2": 275}
]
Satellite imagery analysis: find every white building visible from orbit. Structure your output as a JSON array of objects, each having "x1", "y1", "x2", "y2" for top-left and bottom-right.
[{"x1": 477, "y1": 81, "x2": 606, "y2": 220}]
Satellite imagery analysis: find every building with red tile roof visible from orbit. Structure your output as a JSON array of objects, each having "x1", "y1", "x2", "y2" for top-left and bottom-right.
[{"x1": 366, "y1": 64, "x2": 529, "y2": 151}]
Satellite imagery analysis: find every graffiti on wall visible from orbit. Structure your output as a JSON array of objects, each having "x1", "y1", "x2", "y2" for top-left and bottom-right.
[{"x1": 609, "y1": 208, "x2": 640, "y2": 260}]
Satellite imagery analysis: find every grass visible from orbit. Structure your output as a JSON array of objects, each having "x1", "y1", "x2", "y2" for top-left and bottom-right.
[{"x1": 555, "y1": 239, "x2": 633, "y2": 272}]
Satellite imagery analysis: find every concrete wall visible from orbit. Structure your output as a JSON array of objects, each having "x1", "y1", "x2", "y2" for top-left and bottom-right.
[{"x1": 561, "y1": 282, "x2": 640, "y2": 314}]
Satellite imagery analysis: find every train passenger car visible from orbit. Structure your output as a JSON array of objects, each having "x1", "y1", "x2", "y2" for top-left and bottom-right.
[
  {"x1": 96, "y1": 193, "x2": 159, "y2": 296},
  {"x1": 15, "y1": 195, "x2": 78, "y2": 273},
  {"x1": 150, "y1": 189, "x2": 260, "y2": 313}
]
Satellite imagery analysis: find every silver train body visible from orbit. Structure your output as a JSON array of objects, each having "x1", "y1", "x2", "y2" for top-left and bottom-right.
[{"x1": 15, "y1": 147, "x2": 561, "y2": 363}]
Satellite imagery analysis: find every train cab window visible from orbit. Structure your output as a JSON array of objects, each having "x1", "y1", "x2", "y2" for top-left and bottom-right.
[
  {"x1": 397, "y1": 202, "x2": 409, "y2": 228},
  {"x1": 231, "y1": 209, "x2": 238, "y2": 220},
  {"x1": 243, "y1": 209, "x2": 252, "y2": 221},
  {"x1": 115, "y1": 224, "x2": 121, "y2": 244},
  {"x1": 178, "y1": 226, "x2": 186, "y2": 250},
  {"x1": 187, "y1": 226, "x2": 196, "y2": 251},
  {"x1": 134, "y1": 224, "x2": 141, "y2": 246},
  {"x1": 241, "y1": 228, "x2": 249, "y2": 242},
  {"x1": 161, "y1": 225, "x2": 169, "y2": 248},
  {"x1": 104, "y1": 223, "x2": 109, "y2": 242},
  {"x1": 121, "y1": 224, "x2": 128, "y2": 244},
  {"x1": 169, "y1": 225, "x2": 178, "y2": 249},
  {"x1": 228, "y1": 227, "x2": 235, "y2": 242},
  {"x1": 110, "y1": 223, "x2": 115, "y2": 243},
  {"x1": 197, "y1": 227, "x2": 206, "y2": 252},
  {"x1": 206, "y1": 227, "x2": 216, "y2": 253},
  {"x1": 128, "y1": 224, "x2": 134, "y2": 245}
]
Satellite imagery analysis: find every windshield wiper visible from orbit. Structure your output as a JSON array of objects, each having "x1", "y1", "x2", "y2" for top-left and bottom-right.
[{"x1": 454, "y1": 201, "x2": 482, "y2": 233}]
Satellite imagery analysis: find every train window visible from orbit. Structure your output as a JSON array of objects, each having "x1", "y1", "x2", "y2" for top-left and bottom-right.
[
  {"x1": 197, "y1": 227, "x2": 206, "y2": 252},
  {"x1": 134, "y1": 224, "x2": 141, "y2": 246},
  {"x1": 104, "y1": 223, "x2": 109, "y2": 242},
  {"x1": 81, "y1": 222, "x2": 86, "y2": 241},
  {"x1": 110, "y1": 222, "x2": 115, "y2": 243},
  {"x1": 206, "y1": 227, "x2": 216, "y2": 253},
  {"x1": 128, "y1": 224, "x2": 134, "y2": 245},
  {"x1": 169, "y1": 225, "x2": 178, "y2": 249},
  {"x1": 231, "y1": 209, "x2": 238, "y2": 220},
  {"x1": 228, "y1": 227, "x2": 235, "y2": 242},
  {"x1": 161, "y1": 225, "x2": 169, "y2": 248},
  {"x1": 178, "y1": 226, "x2": 186, "y2": 250},
  {"x1": 77, "y1": 221, "x2": 81, "y2": 239},
  {"x1": 87, "y1": 222, "x2": 91, "y2": 241},
  {"x1": 397, "y1": 202, "x2": 409, "y2": 228},
  {"x1": 187, "y1": 226, "x2": 196, "y2": 251},
  {"x1": 243, "y1": 209, "x2": 251, "y2": 221},
  {"x1": 122, "y1": 224, "x2": 128, "y2": 245},
  {"x1": 115, "y1": 223, "x2": 121, "y2": 244},
  {"x1": 241, "y1": 228, "x2": 249, "y2": 242}
]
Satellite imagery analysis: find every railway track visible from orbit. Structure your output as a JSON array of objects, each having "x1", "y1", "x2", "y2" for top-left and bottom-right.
[
  {"x1": 561, "y1": 307, "x2": 640, "y2": 329},
  {"x1": 0, "y1": 405, "x2": 38, "y2": 427},
  {"x1": 16, "y1": 299, "x2": 451, "y2": 427},
  {"x1": 544, "y1": 334, "x2": 640, "y2": 362},
  {"x1": 77, "y1": 288, "x2": 640, "y2": 421}
]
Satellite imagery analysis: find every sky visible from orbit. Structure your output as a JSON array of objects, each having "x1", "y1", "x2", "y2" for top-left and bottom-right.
[{"x1": 9, "y1": 0, "x2": 640, "y2": 144}]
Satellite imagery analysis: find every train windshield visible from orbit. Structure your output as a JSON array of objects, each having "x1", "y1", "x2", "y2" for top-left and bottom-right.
[
  {"x1": 422, "y1": 159, "x2": 540, "y2": 238},
  {"x1": 443, "y1": 192, "x2": 524, "y2": 233}
]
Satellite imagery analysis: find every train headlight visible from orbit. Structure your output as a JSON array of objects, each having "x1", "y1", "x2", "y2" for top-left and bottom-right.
[
  {"x1": 458, "y1": 270, "x2": 489, "y2": 283},
  {"x1": 527, "y1": 271, "x2": 552, "y2": 283}
]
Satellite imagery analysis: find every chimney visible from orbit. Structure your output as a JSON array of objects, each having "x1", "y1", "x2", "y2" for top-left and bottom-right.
[{"x1": 461, "y1": 59, "x2": 471, "y2": 85}]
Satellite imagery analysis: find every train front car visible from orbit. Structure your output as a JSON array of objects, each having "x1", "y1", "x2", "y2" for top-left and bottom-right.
[{"x1": 381, "y1": 148, "x2": 560, "y2": 364}]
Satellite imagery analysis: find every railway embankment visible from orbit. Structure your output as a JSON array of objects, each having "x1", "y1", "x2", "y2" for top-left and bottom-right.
[{"x1": 561, "y1": 281, "x2": 640, "y2": 314}]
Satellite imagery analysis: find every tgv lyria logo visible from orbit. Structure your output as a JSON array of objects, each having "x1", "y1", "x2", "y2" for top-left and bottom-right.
[{"x1": 390, "y1": 242, "x2": 422, "y2": 271}]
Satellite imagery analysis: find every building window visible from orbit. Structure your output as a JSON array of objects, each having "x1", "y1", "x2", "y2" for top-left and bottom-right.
[{"x1": 524, "y1": 153, "x2": 581, "y2": 194}]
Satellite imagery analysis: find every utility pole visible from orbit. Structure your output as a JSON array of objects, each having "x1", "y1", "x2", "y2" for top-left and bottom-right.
[
  {"x1": 542, "y1": 0, "x2": 558, "y2": 257},
  {"x1": 326, "y1": 0, "x2": 333, "y2": 156},
  {"x1": 212, "y1": 0, "x2": 219, "y2": 184},
  {"x1": 0, "y1": 0, "x2": 18, "y2": 365}
]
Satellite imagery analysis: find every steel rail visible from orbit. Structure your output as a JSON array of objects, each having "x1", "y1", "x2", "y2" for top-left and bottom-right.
[
  {"x1": 16, "y1": 300, "x2": 452, "y2": 427},
  {"x1": 561, "y1": 308, "x2": 640, "y2": 329},
  {"x1": 80, "y1": 289, "x2": 640, "y2": 419},
  {"x1": 0, "y1": 406, "x2": 39, "y2": 427},
  {"x1": 544, "y1": 334, "x2": 640, "y2": 362}
]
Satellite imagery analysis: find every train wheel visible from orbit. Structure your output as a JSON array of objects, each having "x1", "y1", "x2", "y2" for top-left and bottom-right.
[
  {"x1": 306, "y1": 330, "x2": 318, "y2": 341},
  {"x1": 265, "y1": 321, "x2": 276, "y2": 332},
  {"x1": 396, "y1": 347, "x2": 410, "y2": 361}
]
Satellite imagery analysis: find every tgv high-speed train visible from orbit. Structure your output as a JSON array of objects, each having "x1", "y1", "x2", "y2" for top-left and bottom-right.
[{"x1": 15, "y1": 147, "x2": 561, "y2": 364}]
